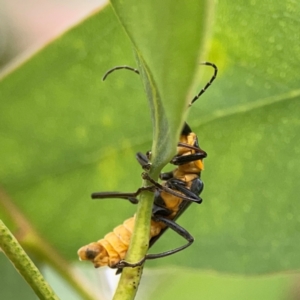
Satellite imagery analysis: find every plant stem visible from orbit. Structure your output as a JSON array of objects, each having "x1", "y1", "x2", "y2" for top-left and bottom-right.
[
  {"x1": 113, "y1": 174, "x2": 158, "y2": 300},
  {"x1": 0, "y1": 220, "x2": 59, "y2": 300},
  {"x1": 0, "y1": 187, "x2": 98, "y2": 300}
]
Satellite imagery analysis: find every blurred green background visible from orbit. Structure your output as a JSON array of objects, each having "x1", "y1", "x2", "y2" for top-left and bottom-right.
[{"x1": 0, "y1": 0, "x2": 299, "y2": 299}]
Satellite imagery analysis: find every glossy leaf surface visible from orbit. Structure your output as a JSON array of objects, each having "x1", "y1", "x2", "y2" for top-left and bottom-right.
[{"x1": 0, "y1": 1, "x2": 299, "y2": 298}]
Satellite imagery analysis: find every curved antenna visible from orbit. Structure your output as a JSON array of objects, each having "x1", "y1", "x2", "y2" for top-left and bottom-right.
[
  {"x1": 102, "y1": 62, "x2": 218, "y2": 105},
  {"x1": 102, "y1": 65, "x2": 140, "y2": 81},
  {"x1": 189, "y1": 62, "x2": 218, "y2": 106}
]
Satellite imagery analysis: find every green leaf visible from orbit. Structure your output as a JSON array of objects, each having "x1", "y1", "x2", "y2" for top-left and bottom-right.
[
  {"x1": 105, "y1": 2, "x2": 214, "y2": 298},
  {"x1": 111, "y1": 0, "x2": 213, "y2": 167},
  {"x1": 0, "y1": 1, "x2": 300, "y2": 299},
  {"x1": 149, "y1": 268, "x2": 295, "y2": 300}
]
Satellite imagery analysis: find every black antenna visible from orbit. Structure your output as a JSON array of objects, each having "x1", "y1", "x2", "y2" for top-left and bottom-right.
[
  {"x1": 102, "y1": 66, "x2": 139, "y2": 81},
  {"x1": 189, "y1": 62, "x2": 218, "y2": 106},
  {"x1": 102, "y1": 62, "x2": 218, "y2": 104}
]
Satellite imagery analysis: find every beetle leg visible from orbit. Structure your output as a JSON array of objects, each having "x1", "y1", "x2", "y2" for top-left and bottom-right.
[
  {"x1": 114, "y1": 215, "x2": 193, "y2": 270},
  {"x1": 115, "y1": 256, "x2": 146, "y2": 270},
  {"x1": 136, "y1": 152, "x2": 152, "y2": 170},
  {"x1": 171, "y1": 152, "x2": 207, "y2": 165},
  {"x1": 142, "y1": 173, "x2": 201, "y2": 203},
  {"x1": 166, "y1": 178, "x2": 203, "y2": 204},
  {"x1": 136, "y1": 147, "x2": 206, "y2": 168},
  {"x1": 145, "y1": 215, "x2": 194, "y2": 259},
  {"x1": 91, "y1": 186, "x2": 155, "y2": 204}
]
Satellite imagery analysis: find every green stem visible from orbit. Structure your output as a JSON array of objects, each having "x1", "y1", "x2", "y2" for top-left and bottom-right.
[
  {"x1": 113, "y1": 172, "x2": 159, "y2": 300},
  {"x1": 0, "y1": 187, "x2": 98, "y2": 300},
  {"x1": 0, "y1": 220, "x2": 59, "y2": 300},
  {"x1": 24, "y1": 233, "x2": 98, "y2": 300}
]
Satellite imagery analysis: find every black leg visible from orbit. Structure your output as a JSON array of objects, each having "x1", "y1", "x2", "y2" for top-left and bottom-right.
[
  {"x1": 171, "y1": 152, "x2": 207, "y2": 165},
  {"x1": 137, "y1": 146, "x2": 206, "y2": 168},
  {"x1": 177, "y1": 142, "x2": 206, "y2": 153},
  {"x1": 136, "y1": 152, "x2": 152, "y2": 170},
  {"x1": 159, "y1": 171, "x2": 174, "y2": 181},
  {"x1": 114, "y1": 215, "x2": 194, "y2": 269},
  {"x1": 142, "y1": 173, "x2": 201, "y2": 203},
  {"x1": 91, "y1": 186, "x2": 155, "y2": 204},
  {"x1": 145, "y1": 215, "x2": 194, "y2": 259},
  {"x1": 166, "y1": 178, "x2": 203, "y2": 204}
]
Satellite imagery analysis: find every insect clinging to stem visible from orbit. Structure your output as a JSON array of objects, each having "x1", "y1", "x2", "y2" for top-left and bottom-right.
[{"x1": 78, "y1": 62, "x2": 218, "y2": 272}]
